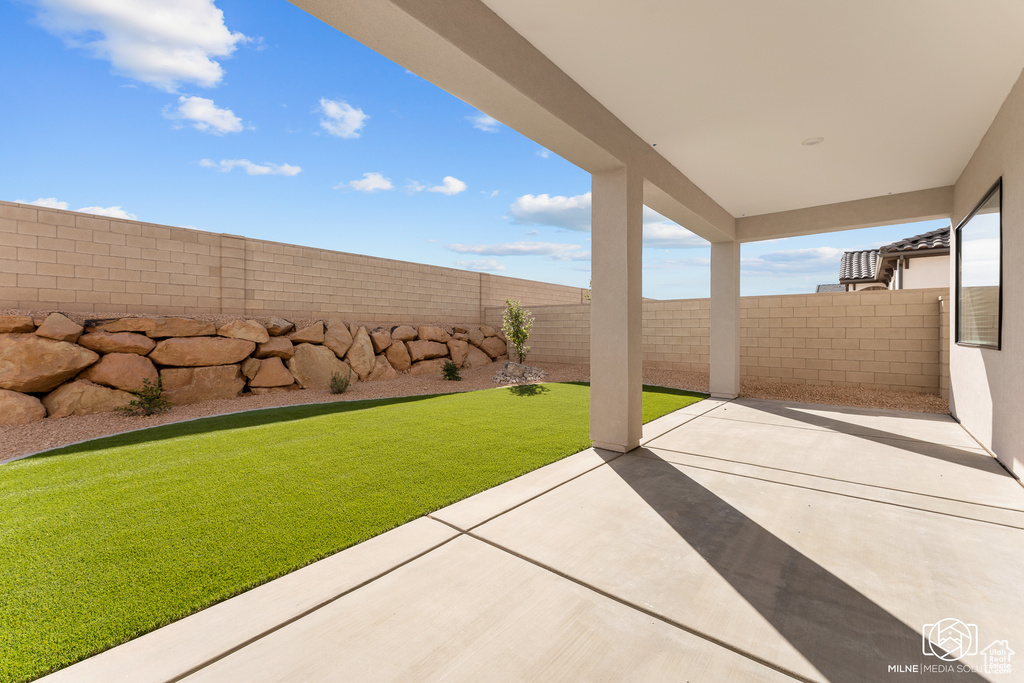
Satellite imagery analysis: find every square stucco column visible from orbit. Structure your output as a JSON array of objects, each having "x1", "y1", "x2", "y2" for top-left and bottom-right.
[
  {"x1": 590, "y1": 167, "x2": 643, "y2": 452},
  {"x1": 710, "y1": 240, "x2": 741, "y2": 398}
]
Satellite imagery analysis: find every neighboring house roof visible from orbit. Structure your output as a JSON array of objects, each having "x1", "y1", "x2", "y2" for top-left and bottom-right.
[
  {"x1": 839, "y1": 250, "x2": 880, "y2": 282},
  {"x1": 815, "y1": 284, "x2": 845, "y2": 293},
  {"x1": 880, "y1": 226, "x2": 950, "y2": 254}
]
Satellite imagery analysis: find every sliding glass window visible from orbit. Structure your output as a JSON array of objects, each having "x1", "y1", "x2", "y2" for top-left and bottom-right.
[{"x1": 956, "y1": 180, "x2": 1002, "y2": 348}]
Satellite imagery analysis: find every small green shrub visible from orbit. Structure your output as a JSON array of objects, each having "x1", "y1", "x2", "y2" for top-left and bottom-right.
[
  {"x1": 501, "y1": 298, "x2": 535, "y2": 363},
  {"x1": 441, "y1": 360, "x2": 462, "y2": 381},
  {"x1": 330, "y1": 370, "x2": 351, "y2": 394},
  {"x1": 117, "y1": 377, "x2": 171, "y2": 416}
]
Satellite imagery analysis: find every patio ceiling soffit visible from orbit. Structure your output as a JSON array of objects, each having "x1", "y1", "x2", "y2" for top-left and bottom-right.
[{"x1": 289, "y1": 0, "x2": 736, "y2": 243}]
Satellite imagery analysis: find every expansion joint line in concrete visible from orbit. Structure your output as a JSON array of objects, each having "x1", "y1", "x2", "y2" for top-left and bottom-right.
[
  {"x1": 639, "y1": 398, "x2": 733, "y2": 447},
  {"x1": 164, "y1": 533, "x2": 461, "y2": 683}
]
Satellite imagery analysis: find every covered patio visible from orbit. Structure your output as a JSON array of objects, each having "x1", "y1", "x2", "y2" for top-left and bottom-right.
[{"x1": 46, "y1": 398, "x2": 1024, "y2": 681}]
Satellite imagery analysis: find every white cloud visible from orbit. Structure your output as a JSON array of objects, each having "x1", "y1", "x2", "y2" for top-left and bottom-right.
[
  {"x1": 17, "y1": 197, "x2": 136, "y2": 219},
  {"x1": 77, "y1": 205, "x2": 137, "y2": 219},
  {"x1": 165, "y1": 95, "x2": 242, "y2": 134},
  {"x1": 22, "y1": 197, "x2": 69, "y2": 210},
  {"x1": 407, "y1": 176, "x2": 466, "y2": 196},
  {"x1": 742, "y1": 247, "x2": 845, "y2": 274},
  {"x1": 536, "y1": 149, "x2": 551, "y2": 159},
  {"x1": 455, "y1": 258, "x2": 506, "y2": 272},
  {"x1": 318, "y1": 98, "x2": 367, "y2": 138},
  {"x1": 30, "y1": 0, "x2": 248, "y2": 91},
  {"x1": 468, "y1": 113, "x2": 500, "y2": 132},
  {"x1": 446, "y1": 241, "x2": 587, "y2": 261},
  {"x1": 509, "y1": 192, "x2": 592, "y2": 231},
  {"x1": 199, "y1": 159, "x2": 302, "y2": 176},
  {"x1": 642, "y1": 222, "x2": 706, "y2": 249},
  {"x1": 341, "y1": 172, "x2": 394, "y2": 192}
]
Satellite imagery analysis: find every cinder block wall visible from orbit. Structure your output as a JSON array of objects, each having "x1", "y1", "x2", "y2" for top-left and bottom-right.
[
  {"x1": 0, "y1": 201, "x2": 586, "y2": 323},
  {"x1": 486, "y1": 288, "x2": 949, "y2": 394}
]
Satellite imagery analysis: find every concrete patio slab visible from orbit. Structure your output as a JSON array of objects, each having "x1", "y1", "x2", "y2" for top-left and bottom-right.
[
  {"x1": 182, "y1": 535, "x2": 793, "y2": 682},
  {"x1": 640, "y1": 395, "x2": 729, "y2": 444}
]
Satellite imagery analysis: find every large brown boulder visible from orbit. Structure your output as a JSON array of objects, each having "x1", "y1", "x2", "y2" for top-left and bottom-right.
[
  {"x1": 0, "y1": 389, "x2": 47, "y2": 425},
  {"x1": 43, "y1": 380, "x2": 133, "y2": 418},
  {"x1": 265, "y1": 317, "x2": 294, "y2": 336},
  {"x1": 78, "y1": 353, "x2": 158, "y2": 392},
  {"x1": 0, "y1": 316, "x2": 35, "y2": 334},
  {"x1": 417, "y1": 326, "x2": 450, "y2": 343},
  {"x1": 289, "y1": 321, "x2": 325, "y2": 344},
  {"x1": 480, "y1": 325, "x2": 498, "y2": 337},
  {"x1": 34, "y1": 312, "x2": 83, "y2": 343},
  {"x1": 479, "y1": 337, "x2": 507, "y2": 359},
  {"x1": 287, "y1": 343, "x2": 356, "y2": 390},
  {"x1": 149, "y1": 337, "x2": 255, "y2": 367},
  {"x1": 447, "y1": 339, "x2": 470, "y2": 367},
  {"x1": 0, "y1": 334, "x2": 99, "y2": 393},
  {"x1": 254, "y1": 336, "x2": 294, "y2": 360},
  {"x1": 240, "y1": 357, "x2": 262, "y2": 380},
  {"x1": 369, "y1": 327, "x2": 392, "y2": 353},
  {"x1": 409, "y1": 359, "x2": 447, "y2": 376},
  {"x1": 147, "y1": 318, "x2": 216, "y2": 338},
  {"x1": 249, "y1": 357, "x2": 295, "y2": 388},
  {"x1": 160, "y1": 365, "x2": 246, "y2": 405},
  {"x1": 91, "y1": 317, "x2": 154, "y2": 334},
  {"x1": 77, "y1": 331, "x2": 156, "y2": 355},
  {"x1": 324, "y1": 320, "x2": 354, "y2": 359},
  {"x1": 467, "y1": 328, "x2": 485, "y2": 348},
  {"x1": 407, "y1": 340, "x2": 449, "y2": 363},
  {"x1": 390, "y1": 325, "x2": 417, "y2": 342},
  {"x1": 463, "y1": 345, "x2": 493, "y2": 369},
  {"x1": 385, "y1": 340, "x2": 411, "y2": 372},
  {"x1": 452, "y1": 332, "x2": 469, "y2": 342},
  {"x1": 344, "y1": 327, "x2": 376, "y2": 380},
  {"x1": 365, "y1": 356, "x2": 399, "y2": 382},
  {"x1": 217, "y1": 320, "x2": 269, "y2": 344}
]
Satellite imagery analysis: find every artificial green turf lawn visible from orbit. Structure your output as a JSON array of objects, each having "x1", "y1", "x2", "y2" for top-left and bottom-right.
[{"x1": 0, "y1": 383, "x2": 704, "y2": 682}]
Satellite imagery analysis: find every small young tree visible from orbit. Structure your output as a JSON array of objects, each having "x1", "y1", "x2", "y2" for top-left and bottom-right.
[{"x1": 501, "y1": 298, "x2": 535, "y2": 363}]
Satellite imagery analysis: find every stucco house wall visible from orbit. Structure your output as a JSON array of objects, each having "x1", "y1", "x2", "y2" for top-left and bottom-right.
[
  {"x1": 898, "y1": 255, "x2": 949, "y2": 290},
  {"x1": 950, "y1": 69, "x2": 1024, "y2": 480}
]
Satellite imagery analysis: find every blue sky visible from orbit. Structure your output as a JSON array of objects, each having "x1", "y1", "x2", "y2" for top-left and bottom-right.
[{"x1": 1, "y1": 0, "x2": 950, "y2": 299}]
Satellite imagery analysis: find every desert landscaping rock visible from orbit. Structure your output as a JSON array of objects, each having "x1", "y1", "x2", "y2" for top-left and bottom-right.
[
  {"x1": 149, "y1": 337, "x2": 255, "y2": 367},
  {"x1": 369, "y1": 327, "x2": 392, "y2": 353},
  {"x1": 391, "y1": 325, "x2": 417, "y2": 342},
  {"x1": 366, "y1": 356, "x2": 399, "y2": 382},
  {"x1": 0, "y1": 389, "x2": 47, "y2": 425},
  {"x1": 265, "y1": 317, "x2": 294, "y2": 336},
  {"x1": 479, "y1": 336, "x2": 507, "y2": 359},
  {"x1": 493, "y1": 362, "x2": 547, "y2": 385},
  {"x1": 289, "y1": 321, "x2": 325, "y2": 344},
  {"x1": 0, "y1": 315, "x2": 35, "y2": 334},
  {"x1": 447, "y1": 339, "x2": 469, "y2": 367},
  {"x1": 463, "y1": 345, "x2": 492, "y2": 369},
  {"x1": 345, "y1": 327, "x2": 376, "y2": 380},
  {"x1": 452, "y1": 332, "x2": 469, "y2": 342},
  {"x1": 34, "y1": 312, "x2": 83, "y2": 343},
  {"x1": 287, "y1": 343, "x2": 356, "y2": 391},
  {"x1": 0, "y1": 334, "x2": 99, "y2": 393},
  {"x1": 453, "y1": 326, "x2": 469, "y2": 334},
  {"x1": 385, "y1": 340, "x2": 412, "y2": 372},
  {"x1": 407, "y1": 340, "x2": 449, "y2": 363},
  {"x1": 468, "y1": 328, "x2": 485, "y2": 347},
  {"x1": 77, "y1": 353, "x2": 158, "y2": 392},
  {"x1": 43, "y1": 380, "x2": 133, "y2": 418},
  {"x1": 249, "y1": 357, "x2": 295, "y2": 388},
  {"x1": 480, "y1": 325, "x2": 497, "y2": 337},
  {"x1": 323, "y1": 320, "x2": 354, "y2": 359},
  {"x1": 241, "y1": 357, "x2": 262, "y2": 380},
  {"x1": 409, "y1": 358, "x2": 447, "y2": 376},
  {"x1": 254, "y1": 336, "x2": 294, "y2": 360},
  {"x1": 160, "y1": 365, "x2": 246, "y2": 405},
  {"x1": 91, "y1": 317, "x2": 154, "y2": 334},
  {"x1": 417, "y1": 325, "x2": 450, "y2": 343},
  {"x1": 217, "y1": 320, "x2": 270, "y2": 344},
  {"x1": 250, "y1": 384, "x2": 302, "y2": 395},
  {"x1": 77, "y1": 331, "x2": 156, "y2": 355},
  {"x1": 146, "y1": 318, "x2": 216, "y2": 339}
]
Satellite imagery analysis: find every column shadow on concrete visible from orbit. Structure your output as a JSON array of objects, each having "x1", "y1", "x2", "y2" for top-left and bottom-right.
[{"x1": 610, "y1": 451, "x2": 985, "y2": 683}]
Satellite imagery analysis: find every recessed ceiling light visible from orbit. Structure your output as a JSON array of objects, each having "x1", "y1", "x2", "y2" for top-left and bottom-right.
[{"x1": 802, "y1": 137, "x2": 824, "y2": 146}]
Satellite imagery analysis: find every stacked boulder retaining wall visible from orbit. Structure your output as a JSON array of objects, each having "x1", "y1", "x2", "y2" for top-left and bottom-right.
[{"x1": 0, "y1": 312, "x2": 507, "y2": 426}]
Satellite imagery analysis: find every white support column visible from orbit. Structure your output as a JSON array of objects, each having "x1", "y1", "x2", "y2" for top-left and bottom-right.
[
  {"x1": 710, "y1": 240, "x2": 741, "y2": 399},
  {"x1": 590, "y1": 166, "x2": 644, "y2": 452}
]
